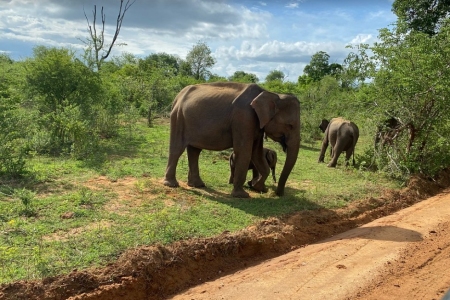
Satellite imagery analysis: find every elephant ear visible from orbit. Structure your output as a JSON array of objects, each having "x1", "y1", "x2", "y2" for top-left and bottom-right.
[{"x1": 250, "y1": 91, "x2": 279, "y2": 129}]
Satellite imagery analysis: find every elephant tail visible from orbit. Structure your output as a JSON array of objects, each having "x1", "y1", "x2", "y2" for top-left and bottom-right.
[{"x1": 352, "y1": 132, "x2": 359, "y2": 166}]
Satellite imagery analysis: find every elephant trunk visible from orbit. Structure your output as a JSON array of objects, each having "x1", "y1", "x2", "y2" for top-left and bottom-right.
[{"x1": 276, "y1": 137, "x2": 300, "y2": 196}]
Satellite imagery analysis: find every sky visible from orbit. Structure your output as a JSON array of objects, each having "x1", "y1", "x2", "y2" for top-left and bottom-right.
[{"x1": 0, "y1": 0, "x2": 397, "y2": 81}]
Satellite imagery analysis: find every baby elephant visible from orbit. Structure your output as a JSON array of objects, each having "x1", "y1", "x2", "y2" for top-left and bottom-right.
[
  {"x1": 229, "y1": 148, "x2": 277, "y2": 185},
  {"x1": 318, "y1": 117, "x2": 359, "y2": 167}
]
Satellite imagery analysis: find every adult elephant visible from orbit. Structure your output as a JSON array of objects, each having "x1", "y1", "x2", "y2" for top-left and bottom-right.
[
  {"x1": 318, "y1": 117, "x2": 359, "y2": 167},
  {"x1": 163, "y1": 82, "x2": 301, "y2": 198}
]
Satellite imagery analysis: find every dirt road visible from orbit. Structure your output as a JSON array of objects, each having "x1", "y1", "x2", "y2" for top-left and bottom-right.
[{"x1": 171, "y1": 188, "x2": 450, "y2": 300}]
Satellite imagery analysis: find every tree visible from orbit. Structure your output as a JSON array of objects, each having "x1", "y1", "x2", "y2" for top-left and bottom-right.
[
  {"x1": 228, "y1": 71, "x2": 259, "y2": 83},
  {"x1": 0, "y1": 55, "x2": 30, "y2": 176},
  {"x1": 265, "y1": 70, "x2": 285, "y2": 82},
  {"x1": 208, "y1": 74, "x2": 228, "y2": 82},
  {"x1": 297, "y1": 74, "x2": 313, "y2": 87},
  {"x1": 392, "y1": 0, "x2": 450, "y2": 35},
  {"x1": 328, "y1": 63, "x2": 343, "y2": 77},
  {"x1": 82, "y1": 0, "x2": 135, "y2": 71},
  {"x1": 179, "y1": 59, "x2": 194, "y2": 77},
  {"x1": 26, "y1": 46, "x2": 103, "y2": 155},
  {"x1": 185, "y1": 41, "x2": 216, "y2": 80},
  {"x1": 365, "y1": 22, "x2": 450, "y2": 178},
  {"x1": 303, "y1": 51, "x2": 331, "y2": 81},
  {"x1": 341, "y1": 44, "x2": 375, "y2": 87},
  {"x1": 139, "y1": 53, "x2": 180, "y2": 76}
]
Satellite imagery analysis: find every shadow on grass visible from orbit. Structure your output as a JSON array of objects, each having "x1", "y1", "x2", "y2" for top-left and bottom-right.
[
  {"x1": 300, "y1": 144, "x2": 321, "y2": 152},
  {"x1": 189, "y1": 185, "x2": 323, "y2": 219},
  {"x1": 80, "y1": 132, "x2": 148, "y2": 170},
  {"x1": 0, "y1": 173, "x2": 80, "y2": 200},
  {"x1": 182, "y1": 184, "x2": 424, "y2": 244}
]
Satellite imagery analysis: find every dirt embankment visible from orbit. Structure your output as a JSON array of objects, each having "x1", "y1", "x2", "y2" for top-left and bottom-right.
[{"x1": 1, "y1": 169, "x2": 450, "y2": 300}]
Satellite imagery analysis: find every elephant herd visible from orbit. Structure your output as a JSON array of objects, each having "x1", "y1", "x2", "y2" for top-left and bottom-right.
[{"x1": 163, "y1": 82, "x2": 359, "y2": 198}]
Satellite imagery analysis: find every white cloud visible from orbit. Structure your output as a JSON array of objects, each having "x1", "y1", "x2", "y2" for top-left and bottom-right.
[
  {"x1": 0, "y1": 0, "x2": 396, "y2": 81},
  {"x1": 349, "y1": 34, "x2": 374, "y2": 45}
]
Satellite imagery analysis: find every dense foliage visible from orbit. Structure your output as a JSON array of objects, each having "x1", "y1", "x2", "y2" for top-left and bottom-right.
[
  {"x1": 368, "y1": 20, "x2": 450, "y2": 178},
  {"x1": 392, "y1": 0, "x2": 450, "y2": 35}
]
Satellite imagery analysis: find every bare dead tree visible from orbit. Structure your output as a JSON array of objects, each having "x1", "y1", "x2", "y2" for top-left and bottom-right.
[{"x1": 82, "y1": 0, "x2": 135, "y2": 71}]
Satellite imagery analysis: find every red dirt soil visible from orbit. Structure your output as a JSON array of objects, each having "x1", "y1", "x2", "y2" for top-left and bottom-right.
[{"x1": 1, "y1": 169, "x2": 450, "y2": 300}]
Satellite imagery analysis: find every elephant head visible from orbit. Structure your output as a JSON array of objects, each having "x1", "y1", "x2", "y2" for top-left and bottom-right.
[
  {"x1": 251, "y1": 91, "x2": 300, "y2": 196},
  {"x1": 375, "y1": 117, "x2": 401, "y2": 146},
  {"x1": 319, "y1": 119, "x2": 329, "y2": 133}
]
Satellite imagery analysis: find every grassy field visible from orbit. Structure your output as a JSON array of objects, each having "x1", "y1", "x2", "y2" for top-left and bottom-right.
[{"x1": 0, "y1": 118, "x2": 400, "y2": 283}]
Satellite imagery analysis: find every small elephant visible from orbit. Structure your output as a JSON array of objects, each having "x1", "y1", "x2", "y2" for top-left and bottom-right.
[
  {"x1": 318, "y1": 117, "x2": 359, "y2": 167},
  {"x1": 375, "y1": 117, "x2": 401, "y2": 147},
  {"x1": 229, "y1": 148, "x2": 277, "y2": 185}
]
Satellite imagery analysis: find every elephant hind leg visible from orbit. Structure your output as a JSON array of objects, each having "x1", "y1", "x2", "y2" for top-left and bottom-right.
[
  {"x1": 327, "y1": 143, "x2": 342, "y2": 168},
  {"x1": 164, "y1": 146, "x2": 185, "y2": 187},
  {"x1": 345, "y1": 148, "x2": 353, "y2": 166},
  {"x1": 187, "y1": 145, "x2": 205, "y2": 187}
]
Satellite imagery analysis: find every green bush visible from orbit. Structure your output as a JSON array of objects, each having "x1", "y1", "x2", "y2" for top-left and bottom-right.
[{"x1": 25, "y1": 46, "x2": 103, "y2": 156}]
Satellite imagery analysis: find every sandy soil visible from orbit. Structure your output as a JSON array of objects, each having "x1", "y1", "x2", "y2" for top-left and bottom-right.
[
  {"x1": 171, "y1": 187, "x2": 450, "y2": 300},
  {"x1": 1, "y1": 169, "x2": 450, "y2": 300}
]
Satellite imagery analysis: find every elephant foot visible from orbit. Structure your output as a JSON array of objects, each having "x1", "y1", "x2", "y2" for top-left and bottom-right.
[
  {"x1": 187, "y1": 179, "x2": 206, "y2": 188},
  {"x1": 249, "y1": 180, "x2": 268, "y2": 193},
  {"x1": 275, "y1": 187, "x2": 284, "y2": 197},
  {"x1": 163, "y1": 178, "x2": 179, "y2": 187},
  {"x1": 327, "y1": 163, "x2": 337, "y2": 168},
  {"x1": 231, "y1": 188, "x2": 250, "y2": 198}
]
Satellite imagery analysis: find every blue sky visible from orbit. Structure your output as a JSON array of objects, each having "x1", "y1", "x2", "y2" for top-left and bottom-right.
[{"x1": 0, "y1": 0, "x2": 397, "y2": 81}]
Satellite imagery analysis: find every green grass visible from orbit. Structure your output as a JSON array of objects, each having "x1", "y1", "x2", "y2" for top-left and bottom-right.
[{"x1": 0, "y1": 118, "x2": 401, "y2": 283}]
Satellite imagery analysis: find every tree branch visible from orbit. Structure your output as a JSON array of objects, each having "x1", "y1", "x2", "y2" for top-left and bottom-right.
[
  {"x1": 83, "y1": 0, "x2": 135, "y2": 71},
  {"x1": 99, "y1": 0, "x2": 135, "y2": 64}
]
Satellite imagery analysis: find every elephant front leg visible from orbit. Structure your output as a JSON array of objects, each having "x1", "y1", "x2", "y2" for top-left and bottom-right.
[
  {"x1": 249, "y1": 150, "x2": 269, "y2": 193},
  {"x1": 187, "y1": 145, "x2": 205, "y2": 187},
  {"x1": 232, "y1": 168, "x2": 250, "y2": 198},
  {"x1": 318, "y1": 139, "x2": 329, "y2": 163},
  {"x1": 230, "y1": 152, "x2": 252, "y2": 198}
]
